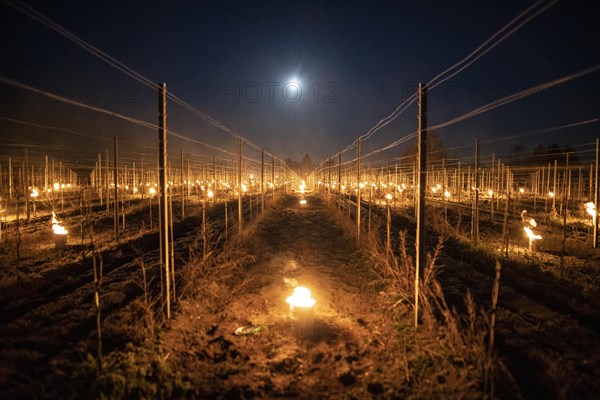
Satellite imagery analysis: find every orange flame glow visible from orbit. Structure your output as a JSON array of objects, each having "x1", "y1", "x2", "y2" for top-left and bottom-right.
[
  {"x1": 524, "y1": 226, "x2": 541, "y2": 241},
  {"x1": 51, "y1": 212, "x2": 68, "y2": 235},
  {"x1": 286, "y1": 286, "x2": 315, "y2": 309},
  {"x1": 585, "y1": 202, "x2": 596, "y2": 218}
]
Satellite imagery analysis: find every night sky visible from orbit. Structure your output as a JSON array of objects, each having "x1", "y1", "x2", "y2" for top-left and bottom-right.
[{"x1": 1, "y1": 0, "x2": 599, "y2": 168}]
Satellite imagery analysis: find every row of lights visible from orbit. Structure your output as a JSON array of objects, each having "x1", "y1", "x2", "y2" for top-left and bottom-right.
[{"x1": 28, "y1": 183, "x2": 73, "y2": 197}]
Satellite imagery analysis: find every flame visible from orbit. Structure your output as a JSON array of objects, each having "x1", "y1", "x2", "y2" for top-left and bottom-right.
[
  {"x1": 299, "y1": 199, "x2": 307, "y2": 205},
  {"x1": 585, "y1": 202, "x2": 596, "y2": 217},
  {"x1": 149, "y1": 187, "x2": 156, "y2": 196},
  {"x1": 444, "y1": 190, "x2": 451, "y2": 198},
  {"x1": 30, "y1": 187, "x2": 39, "y2": 198},
  {"x1": 528, "y1": 218, "x2": 537, "y2": 227},
  {"x1": 521, "y1": 210, "x2": 537, "y2": 227},
  {"x1": 51, "y1": 212, "x2": 68, "y2": 235},
  {"x1": 52, "y1": 224, "x2": 68, "y2": 235},
  {"x1": 207, "y1": 189, "x2": 214, "y2": 198},
  {"x1": 385, "y1": 193, "x2": 393, "y2": 201},
  {"x1": 524, "y1": 226, "x2": 541, "y2": 241},
  {"x1": 286, "y1": 286, "x2": 315, "y2": 308}
]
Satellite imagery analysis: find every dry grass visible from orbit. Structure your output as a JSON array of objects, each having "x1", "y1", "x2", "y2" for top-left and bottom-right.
[
  {"x1": 325, "y1": 194, "x2": 493, "y2": 398},
  {"x1": 179, "y1": 219, "x2": 257, "y2": 302}
]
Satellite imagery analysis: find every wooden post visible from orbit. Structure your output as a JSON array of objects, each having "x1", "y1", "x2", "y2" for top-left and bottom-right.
[
  {"x1": 93, "y1": 253, "x2": 103, "y2": 367},
  {"x1": 386, "y1": 196, "x2": 391, "y2": 251},
  {"x1": 594, "y1": 139, "x2": 599, "y2": 247},
  {"x1": 502, "y1": 166, "x2": 510, "y2": 258},
  {"x1": 8, "y1": 157, "x2": 12, "y2": 200},
  {"x1": 158, "y1": 82, "x2": 170, "y2": 319},
  {"x1": 368, "y1": 175, "x2": 372, "y2": 233},
  {"x1": 356, "y1": 138, "x2": 361, "y2": 246},
  {"x1": 491, "y1": 153, "x2": 495, "y2": 221},
  {"x1": 44, "y1": 155, "x2": 48, "y2": 192},
  {"x1": 169, "y1": 182, "x2": 176, "y2": 303},
  {"x1": 338, "y1": 152, "x2": 342, "y2": 209},
  {"x1": 60, "y1": 161, "x2": 64, "y2": 211},
  {"x1": 98, "y1": 153, "x2": 102, "y2": 206},
  {"x1": 249, "y1": 183, "x2": 253, "y2": 222},
  {"x1": 202, "y1": 199, "x2": 207, "y2": 260},
  {"x1": 457, "y1": 160, "x2": 461, "y2": 204},
  {"x1": 578, "y1": 166, "x2": 582, "y2": 201},
  {"x1": 552, "y1": 159, "x2": 557, "y2": 213},
  {"x1": 25, "y1": 148, "x2": 30, "y2": 222},
  {"x1": 181, "y1": 149, "x2": 185, "y2": 220},
  {"x1": 560, "y1": 153, "x2": 570, "y2": 275},
  {"x1": 212, "y1": 155, "x2": 216, "y2": 205},
  {"x1": 497, "y1": 159, "x2": 502, "y2": 211},
  {"x1": 224, "y1": 198, "x2": 228, "y2": 240},
  {"x1": 590, "y1": 164, "x2": 594, "y2": 200},
  {"x1": 187, "y1": 158, "x2": 190, "y2": 198},
  {"x1": 328, "y1": 158, "x2": 332, "y2": 196},
  {"x1": 485, "y1": 259, "x2": 502, "y2": 397},
  {"x1": 415, "y1": 83, "x2": 427, "y2": 327},
  {"x1": 473, "y1": 139, "x2": 480, "y2": 244},
  {"x1": 103, "y1": 149, "x2": 108, "y2": 212},
  {"x1": 238, "y1": 135, "x2": 243, "y2": 234},
  {"x1": 113, "y1": 137, "x2": 119, "y2": 241},
  {"x1": 442, "y1": 158, "x2": 447, "y2": 224},
  {"x1": 132, "y1": 161, "x2": 136, "y2": 200},
  {"x1": 261, "y1": 149, "x2": 265, "y2": 213}
]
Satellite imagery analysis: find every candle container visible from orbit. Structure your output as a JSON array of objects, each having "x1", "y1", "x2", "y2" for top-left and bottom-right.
[
  {"x1": 54, "y1": 233, "x2": 67, "y2": 250},
  {"x1": 290, "y1": 302, "x2": 315, "y2": 328},
  {"x1": 286, "y1": 286, "x2": 316, "y2": 336}
]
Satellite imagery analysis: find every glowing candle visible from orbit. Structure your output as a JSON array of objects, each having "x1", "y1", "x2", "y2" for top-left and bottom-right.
[{"x1": 286, "y1": 286, "x2": 315, "y2": 328}]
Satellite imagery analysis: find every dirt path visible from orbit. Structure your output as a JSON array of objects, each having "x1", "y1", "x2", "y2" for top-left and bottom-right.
[
  {"x1": 156, "y1": 196, "x2": 396, "y2": 398},
  {"x1": 146, "y1": 196, "x2": 482, "y2": 399}
]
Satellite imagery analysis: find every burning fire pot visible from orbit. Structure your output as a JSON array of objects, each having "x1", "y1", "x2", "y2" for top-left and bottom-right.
[
  {"x1": 51, "y1": 212, "x2": 68, "y2": 250},
  {"x1": 286, "y1": 286, "x2": 316, "y2": 333},
  {"x1": 54, "y1": 232, "x2": 68, "y2": 249}
]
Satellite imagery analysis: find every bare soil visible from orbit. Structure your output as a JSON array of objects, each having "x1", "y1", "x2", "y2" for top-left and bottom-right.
[
  {"x1": 0, "y1": 193, "x2": 598, "y2": 399},
  {"x1": 384, "y1": 201, "x2": 600, "y2": 400}
]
